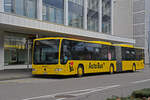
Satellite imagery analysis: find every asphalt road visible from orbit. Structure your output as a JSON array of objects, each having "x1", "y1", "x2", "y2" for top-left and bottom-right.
[{"x1": 0, "y1": 67, "x2": 150, "y2": 100}]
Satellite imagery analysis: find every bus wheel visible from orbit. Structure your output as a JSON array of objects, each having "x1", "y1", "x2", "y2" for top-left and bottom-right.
[
  {"x1": 77, "y1": 65, "x2": 84, "y2": 77},
  {"x1": 132, "y1": 64, "x2": 136, "y2": 72},
  {"x1": 110, "y1": 65, "x2": 114, "y2": 74}
]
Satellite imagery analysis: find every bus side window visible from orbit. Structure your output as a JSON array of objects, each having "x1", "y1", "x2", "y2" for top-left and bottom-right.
[
  {"x1": 125, "y1": 49, "x2": 130, "y2": 60},
  {"x1": 71, "y1": 41, "x2": 85, "y2": 60},
  {"x1": 94, "y1": 47, "x2": 101, "y2": 60},
  {"x1": 122, "y1": 47, "x2": 136, "y2": 61},
  {"x1": 109, "y1": 46, "x2": 116, "y2": 60},
  {"x1": 101, "y1": 45, "x2": 108, "y2": 60},
  {"x1": 135, "y1": 49, "x2": 144, "y2": 60},
  {"x1": 130, "y1": 49, "x2": 136, "y2": 60},
  {"x1": 84, "y1": 43, "x2": 101, "y2": 60},
  {"x1": 61, "y1": 40, "x2": 72, "y2": 64},
  {"x1": 122, "y1": 47, "x2": 131, "y2": 60}
]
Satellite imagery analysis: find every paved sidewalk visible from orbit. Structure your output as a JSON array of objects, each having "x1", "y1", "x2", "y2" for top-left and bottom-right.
[{"x1": 0, "y1": 69, "x2": 32, "y2": 81}]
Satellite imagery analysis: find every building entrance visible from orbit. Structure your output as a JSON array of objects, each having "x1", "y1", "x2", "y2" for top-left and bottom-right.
[{"x1": 4, "y1": 34, "x2": 36, "y2": 69}]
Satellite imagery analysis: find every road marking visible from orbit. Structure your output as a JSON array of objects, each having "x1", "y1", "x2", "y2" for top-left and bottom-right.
[
  {"x1": 131, "y1": 79, "x2": 150, "y2": 84},
  {"x1": 22, "y1": 85, "x2": 120, "y2": 100},
  {"x1": 56, "y1": 98, "x2": 66, "y2": 100},
  {"x1": 71, "y1": 85, "x2": 120, "y2": 96}
]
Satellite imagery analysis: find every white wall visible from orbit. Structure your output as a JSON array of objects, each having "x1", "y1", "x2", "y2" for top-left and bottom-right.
[
  {"x1": 0, "y1": 31, "x2": 4, "y2": 70},
  {"x1": 113, "y1": 0, "x2": 133, "y2": 39}
]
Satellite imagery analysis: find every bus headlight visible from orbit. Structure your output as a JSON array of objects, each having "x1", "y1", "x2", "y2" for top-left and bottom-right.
[{"x1": 55, "y1": 68, "x2": 62, "y2": 72}]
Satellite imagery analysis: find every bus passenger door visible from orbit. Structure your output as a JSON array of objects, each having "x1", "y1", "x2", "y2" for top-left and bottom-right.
[{"x1": 115, "y1": 47, "x2": 122, "y2": 72}]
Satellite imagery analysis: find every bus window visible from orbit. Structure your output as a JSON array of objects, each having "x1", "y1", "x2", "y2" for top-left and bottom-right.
[
  {"x1": 130, "y1": 49, "x2": 136, "y2": 60},
  {"x1": 122, "y1": 47, "x2": 129, "y2": 60},
  {"x1": 109, "y1": 46, "x2": 116, "y2": 60},
  {"x1": 33, "y1": 39, "x2": 60, "y2": 64},
  {"x1": 100, "y1": 45, "x2": 109, "y2": 60},
  {"x1": 94, "y1": 47, "x2": 101, "y2": 60},
  {"x1": 61, "y1": 40, "x2": 104, "y2": 62},
  {"x1": 122, "y1": 47, "x2": 136, "y2": 60},
  {"x1": 72, "y1": 41, "x2": 85, "y2": 60},
  {"x1": 84, "y1": 43, "x2": 101, "y2": 60},
  {"x1": 61, "y1": 40, "x2": 72, "y2": 64},
  {"x1": 135, "y1": 49, "x2": 144, "y2": 60}
]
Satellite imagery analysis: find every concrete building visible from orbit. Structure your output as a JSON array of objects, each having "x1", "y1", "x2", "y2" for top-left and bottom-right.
[
  {"x1": 0, "y1": 0, "x2": 135, "y2": 70},
  {"x1": 133, "y1": 0, "x2": 150, "y2": 64},
  {"x1": 145, "y1": 0, "x2": 150, "y2": 64}
]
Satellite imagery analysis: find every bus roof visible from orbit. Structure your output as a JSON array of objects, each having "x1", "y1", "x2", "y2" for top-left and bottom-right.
[
  {"x1": 34, "y1": 37, "x2": 112, "y2": 45},
  {"x1": 112, "y1": 44, "x2": 134, "y2": 48},
  {"x1": 89, "y1": 41, "x2": 112, "y2": 45},
  {"x1": 34, "y1": 37, "x2": 144, "y2": 49},
  {"x1": 34, "y1": 37, "x2": 64, "y2": 41}
]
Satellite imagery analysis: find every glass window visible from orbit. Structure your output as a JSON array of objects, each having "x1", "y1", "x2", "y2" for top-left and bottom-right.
[
  {"x1": 84, "y1": 43, "x2": 102, "y2": 60},
  {"x1": 135, "y1": 49, "x2": 144, "y2": 60},
  {"x1": 102, "y1": 0, "x2": 111, "y2": 34},
  {"x1": 61, "y1": 39, "x2": 111, "y2": 64},
  {"x1": 109, "y1": 46, "x2": 116, "y2": 60},
  {"x1": 87, "y1": 0, "x2": 99, "y2": 32},
  {"x1": 4, "y1": 0, "x2": 13, "y2": 13},
  {"x1": 4, "y1": 0, "x2": 37, "y2": 18},
  {"x1": 122, "y1": 47, "x2": 129, "y2": 60},
  {"x1": 68, "y1": 0, "x2": 83, "y2": 28},
  {"x1": 48, "y1": 7, "x2": 55, "y2": 23},
  {"x1": 61, "y1": 40, "x2": 87, "y2": 64},
  {"x1": 26, "y1": 0, "x2": 37, "y2": 18},
  {"x1": 34, "y1": 40, "x2": 60, "y2": 64},
  {"x1": 42, "y1": 0, "x2": 64, "y2": 25},
  {"x1": 42, "y1": 5, "x2": 47, "y2": 21},
  {"x1": 122, "y1": 47, "x2": 136, "y2": 60},
  {"x1": 56, "y1": 9, "x2": 64, "y2": 24},
  {"x1": 130, "y1": 49, "x2": 136, "y2": 60},
  {"x1": 4, "y1": 36, "x2": 28, "y2": 65},
  {"x1": 15, "y1": 0, "x2": 24, "y2": 16},
  {"x1": 101, "y1": 45, "x2": 109, "y2": 60},
  {"x1": 60, "y1": 40, "x2": 72, "y2": 64}
]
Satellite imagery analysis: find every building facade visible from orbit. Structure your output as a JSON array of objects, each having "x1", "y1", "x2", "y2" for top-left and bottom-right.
[
  {"x1": 133, "y1": 0, "x2": 150, "y2": 64},
  {"x1": 145, "y1": 0, "x2": 150, "y2": 64},
  {"x1": 0, "y1": 0, "x2": 135, "y2": 70}
]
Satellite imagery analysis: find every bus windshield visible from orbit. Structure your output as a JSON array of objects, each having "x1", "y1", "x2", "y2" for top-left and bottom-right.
[{"x1": 33, "y1": 39, "x2": 60, "y2": 64}]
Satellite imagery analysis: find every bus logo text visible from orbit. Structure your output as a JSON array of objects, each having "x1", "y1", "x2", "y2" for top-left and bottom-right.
[{"x1": 89, "y1": 63, "x2": 104, "y2": 69}]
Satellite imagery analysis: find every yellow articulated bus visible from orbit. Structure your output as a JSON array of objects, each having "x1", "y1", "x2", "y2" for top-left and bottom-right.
[{"x1": 32, "y1": 37, "x2": 144, "y2": 77}]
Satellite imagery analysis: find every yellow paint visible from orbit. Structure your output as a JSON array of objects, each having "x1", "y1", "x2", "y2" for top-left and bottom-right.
[
  {"x1": 32, "y1": 60, "x2": 117, "y2": 75},
  {"x1": 122, "y1": 60, "x2": 144, "y2": 71},
  {"x1": 113, "y1": 44, "x2": 134, "y2": 48},
  {"x1": 34, "y1": 37, "x2": 112, "y2": 45},
  {"x1": 89, "y1": 41, "x2": 112, "y2": 45},
  {"x1": 32, "y1": 37, "x2": 144, "y2": 76}
]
